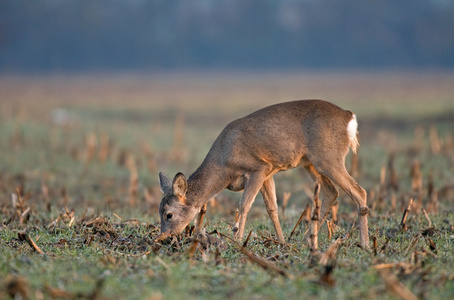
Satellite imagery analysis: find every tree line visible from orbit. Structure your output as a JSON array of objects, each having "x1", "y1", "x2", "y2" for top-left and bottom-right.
[{"x1": 1, "y1": 0, "x2": 453, "y2": 71}]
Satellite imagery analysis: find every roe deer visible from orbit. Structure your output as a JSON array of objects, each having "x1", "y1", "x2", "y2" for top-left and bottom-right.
[{"x1": 158, "y1": 100, "x2": 370, "y2": 248}]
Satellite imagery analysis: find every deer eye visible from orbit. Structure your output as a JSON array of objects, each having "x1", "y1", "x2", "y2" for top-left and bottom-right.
[{"x1": 166, "y1": 213, "x2": 173, "y2": 220}]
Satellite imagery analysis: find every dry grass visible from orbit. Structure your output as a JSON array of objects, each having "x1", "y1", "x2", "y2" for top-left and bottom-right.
[{"x1": 1, "y1": 71, "x2": 454, "y2": 299}]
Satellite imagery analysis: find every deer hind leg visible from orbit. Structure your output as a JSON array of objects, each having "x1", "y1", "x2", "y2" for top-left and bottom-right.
[
  {"x1": 234, "y1": 173, "x2": 265, "y2": 242},
  {"x1": 260, "y1": 177, "x2": 285, "y2": 244},
  {"x1": 303, "y1": 165, "x2": 339, "y2": 245},
  {"x1": 319, "y1": 176, "x2": 339, "y2": 225},
  {"x1": 318, "y1": 163, "x2": 370, "y2": 249},
  {"x1": 304, "y1": 165, "x2": 339, "y2": 226}
]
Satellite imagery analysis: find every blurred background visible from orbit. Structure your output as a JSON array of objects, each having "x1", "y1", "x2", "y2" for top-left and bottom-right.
[
  {"x1": 0, "y1": 0, "x2": 453, "y2": 214},
  {"x1": 1, "y1": 0, "x2": 454, "y2": 72}
]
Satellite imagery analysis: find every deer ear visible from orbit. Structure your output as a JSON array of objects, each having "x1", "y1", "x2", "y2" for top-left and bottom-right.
[
  {"x1": 159, "y1": 172, "x2": 172, "y2": 194},
  {"x1": 172, "y1": 172, "x2": 188, "y2": 199}
]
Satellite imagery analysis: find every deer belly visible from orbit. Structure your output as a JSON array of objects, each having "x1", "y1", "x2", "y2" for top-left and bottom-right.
[
  {"x1": 268, "y1": 153, "x2": 303, "y2": 171},
  {"x1": 227, "y1": 176, "x2": 246, "y2": 191}
]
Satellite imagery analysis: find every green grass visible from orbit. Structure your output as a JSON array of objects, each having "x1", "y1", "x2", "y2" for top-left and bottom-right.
[
  {"x1": 1, "y1": 72, "x2": 454, "y2": 299},
  {"x1": 1, "y1": 212, "x2": 453, "y2": 299}
]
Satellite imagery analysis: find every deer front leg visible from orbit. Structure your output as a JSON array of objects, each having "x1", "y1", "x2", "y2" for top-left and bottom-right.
[
  {"x1": 233, "y1": 174, "x2": 265, "y2": 242},
  {"x1": 260, "y1": 177, "x2": 285, "y2": 244}
]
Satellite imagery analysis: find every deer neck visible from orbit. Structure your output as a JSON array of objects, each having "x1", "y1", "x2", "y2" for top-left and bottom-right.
[{"x1": 186, "y1": 160, "x2": 228, "y2": 209}]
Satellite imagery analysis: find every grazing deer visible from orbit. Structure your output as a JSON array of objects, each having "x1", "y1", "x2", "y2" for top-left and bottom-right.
[{"x1": 159, "y1": 100, "x2": 370, "y2": 248}]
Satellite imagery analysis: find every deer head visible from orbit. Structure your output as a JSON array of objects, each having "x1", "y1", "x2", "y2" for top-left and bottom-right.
[{"x1": 158, "y1": 172, "x2": 199, "y2": 234}]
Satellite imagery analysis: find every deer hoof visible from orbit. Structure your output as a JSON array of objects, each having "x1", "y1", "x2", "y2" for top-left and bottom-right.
[{"x1": 232, "y1": 222, "x2": 239, "y2": 233}]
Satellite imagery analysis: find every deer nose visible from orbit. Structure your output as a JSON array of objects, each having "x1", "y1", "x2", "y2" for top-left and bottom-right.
[{"x1": 160, "y1": 222, "x2": 169, "y2": 234}]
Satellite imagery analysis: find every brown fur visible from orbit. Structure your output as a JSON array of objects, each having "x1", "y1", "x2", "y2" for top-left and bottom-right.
[{"x1": 159, "y1": 99, "x2": 369, "y2": 248}]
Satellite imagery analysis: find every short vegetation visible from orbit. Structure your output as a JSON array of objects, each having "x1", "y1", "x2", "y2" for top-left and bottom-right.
[{"x1": 1, "y1": 73, "x2": 454, "y2": 299}]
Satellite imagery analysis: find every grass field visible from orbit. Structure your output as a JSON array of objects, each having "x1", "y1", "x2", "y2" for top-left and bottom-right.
[{"x1": 1, "y1": 71, "x2": 454, "y2": 299}]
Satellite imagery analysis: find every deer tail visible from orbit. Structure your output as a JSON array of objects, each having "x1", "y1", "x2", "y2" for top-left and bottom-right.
[{"x1": 347, "y1": 113, "x2": 359, "y2": 154}]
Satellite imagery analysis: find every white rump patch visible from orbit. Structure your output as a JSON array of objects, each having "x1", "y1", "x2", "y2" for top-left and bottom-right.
[{"x1": 347, "y1": 114, "x2": 359, "y2": 154}]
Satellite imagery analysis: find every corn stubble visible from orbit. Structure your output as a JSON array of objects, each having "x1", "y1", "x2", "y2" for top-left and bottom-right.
[{"x1": 1, "y1": 82, "x2": 454, "y2": 299}]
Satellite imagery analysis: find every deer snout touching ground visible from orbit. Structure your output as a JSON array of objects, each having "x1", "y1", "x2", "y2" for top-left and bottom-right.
[{"x1": 158, "y1": 99, "x2": 370, "y2": 249}]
